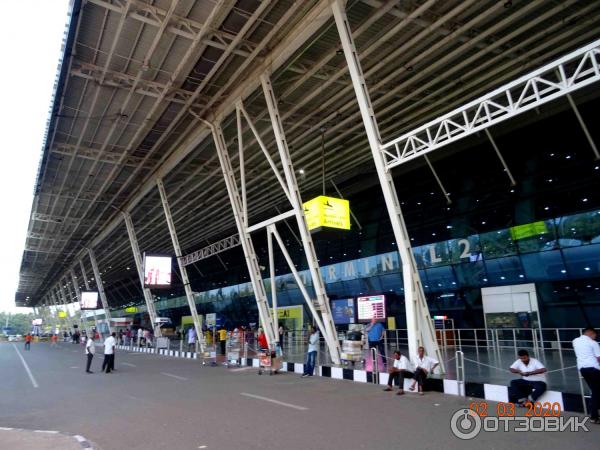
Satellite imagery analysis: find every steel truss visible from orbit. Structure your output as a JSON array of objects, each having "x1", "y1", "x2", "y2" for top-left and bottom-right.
[
  {"x1": 331, "y1": 0, "x2": 443, "y2": 369},
  {"x1": 79, "y1": 259, "x2": 100, "y2": 331},
  {"x1": 381, "y1": 38, "x2": 600, "y2": 169},
  {"x1": 181, "y1": 234, "x2": 241, "y2": 266},
  {"x1": 88, "y1": 248, "x2": 113, "y2": 334},
  {"x1": 123, "y1": 212, "x2": 161, "y2": 337},
  {"x1": 157, "y1": 178, "x2": 203, "y2": 347},
  {"x1": 203, "y1": 72, "x2": 343, "y2": 363}
]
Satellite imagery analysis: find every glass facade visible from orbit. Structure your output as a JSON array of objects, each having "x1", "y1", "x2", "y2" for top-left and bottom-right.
[{"x1": 111, "y1": 210, "x2": 600, "y2": 329}]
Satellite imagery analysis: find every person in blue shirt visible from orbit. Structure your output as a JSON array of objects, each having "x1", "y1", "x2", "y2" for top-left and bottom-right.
[{"x1": 365, "y1": 318, "x2": 386, "y2": 369}]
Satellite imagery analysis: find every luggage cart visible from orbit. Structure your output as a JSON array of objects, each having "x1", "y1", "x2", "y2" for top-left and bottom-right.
[
  {"x1": 201, "y1": 344, "x2": 218, "y2": 366},
  {"x1": 257, "y1": 349, "x2": 281, "y2": 375},
  {"x1": 226, "y1": 340, "x2": 242, "y2": 367}
]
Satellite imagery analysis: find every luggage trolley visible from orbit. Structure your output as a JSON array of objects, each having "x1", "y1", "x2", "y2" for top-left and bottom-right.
[
  {"x1": 226, "y1": 335, "x2": 242, "y2": 367},
  {"x1": 257, "y1": 348, "x2": 281, "y2": 375}
]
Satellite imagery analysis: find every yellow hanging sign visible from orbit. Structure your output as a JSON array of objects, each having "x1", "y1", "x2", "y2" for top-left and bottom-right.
[
  {"x1": 125, "y1": 306, "x2": 139, "y2": 314},
  {"x1": 303, "y1": 196, "x2": 350, "y2": 231},
  {"x1": 58, "y1": 311, "x2": 67, "y2": 318}
]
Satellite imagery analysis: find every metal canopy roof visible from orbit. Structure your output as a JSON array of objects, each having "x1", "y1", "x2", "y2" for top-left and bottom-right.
[{"x1": 17, "y1": 0, "x2": 600, "y2": 307}]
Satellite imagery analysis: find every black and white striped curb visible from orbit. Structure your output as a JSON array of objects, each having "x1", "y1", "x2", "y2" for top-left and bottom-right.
[
  {"x1": 116, "y1": 345, "x2": 591, "y2": 415},
  {"x1": 0, "y1": 427, "x2": 96, "y2": 449}
]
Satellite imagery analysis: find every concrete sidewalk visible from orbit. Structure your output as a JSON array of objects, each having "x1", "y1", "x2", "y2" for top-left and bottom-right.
[{"x1": 0, "y1": 427, "x2": 97, "y2": 449}]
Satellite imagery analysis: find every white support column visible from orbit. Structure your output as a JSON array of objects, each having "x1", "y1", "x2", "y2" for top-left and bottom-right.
[
  {"x1": 57, "y1": 283, "x2": 75, "y2": 332},
  {"x1": 49, "y1": 294, "x2": 62, "y2": 333},
  {"x1": 64, "y1": 275, "x2": 85, "y2": 333},
  {"x1": 122, "y1": 212, "x2": 161, "y2": 338},
  {"x1": 70, "y1": 269, "x2": 92, "y2": 337},
  {"x1": 332, "y1": 0, "x2": 443, "y2": 368},
  {"x1": 424, "y1": 155, "x2": 452, "y2": 204},
  {"x1": 79, "y1": 259, "x2": 99, "y2": 331},
  {"x1": 484, "y1": 129, "x2": 517, "y2": 186},
  {"x1": 267, "y1": 228, "x2": 278, "y2": 335},
  {"x1": 157, "y1": 178, "x2": 203, "y2": 345},
  {"x1": 261, "y1": 73, "x2": 342, "y2": 364},
  {"x1": 566, "y1": 94, "x2": 599, "y2": 160},
  {"x1": 88, "y1": 248, "x2": 113, "y2": 335},
  {"x1": 208, "y1": 120, "x2": 278, "y2": 348}
]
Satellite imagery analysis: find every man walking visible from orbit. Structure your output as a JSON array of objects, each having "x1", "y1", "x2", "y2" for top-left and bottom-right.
[
  {"x1": 24, "y1": 333, "x2": 32, "y2": 351},
  {"x1": 85, "y1": 334, "x2": 96, "y2": 373},
  {"x1": 573, "y1": 327, "x2": 600, "y2": 424},
  {"x1": 102, "y1": 332, "x2": 117, "y2": 373}
]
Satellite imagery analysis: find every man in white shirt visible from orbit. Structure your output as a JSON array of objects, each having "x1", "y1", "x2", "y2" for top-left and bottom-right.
[
  {"x1": 383, "y1": 350, "x2": 413, "y2": 395},
  {"x1": 573, "y1": 327, "x2": 600, "y2": 423},
  {"x1": 85, "y1": 335, "x2": 96, "y2": 373},
  {"x1": 409, "y1": 346, "x2": 439, "y2": 395},
  {"x1": 187, "y1": 327, "x2": 196, "y2": 353},
  {"x1": 301, "y1": 327, "x2": 320, "y2": 378},
  {"x1": 102, "y1": 332, "x2": 117, "y2": 374},
  {"x1": 508, "y1": 349, "x2": 547, "y2": 405}
]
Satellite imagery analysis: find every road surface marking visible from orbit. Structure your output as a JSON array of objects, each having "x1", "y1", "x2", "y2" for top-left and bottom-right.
[
  {"x1": 160, "y1": 372, "x2": 188, "y2": 381},
  {"x1": 70, "y1": 366, "x2": 79, "y2": 369},
  {"x1": 12, "y1": 344, "x2": 39, "y2": 388},
  {"x1": 240, "y1": 393, "x2": 308, "y2": 410},
  {"x1": 121, "y1": 362, "x2": 136, "y2": 367}
]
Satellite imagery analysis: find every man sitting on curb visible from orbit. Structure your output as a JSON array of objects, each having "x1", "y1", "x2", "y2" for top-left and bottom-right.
[
  {"x1": 409, "y1": 346, "x2": 439, "y2": 396},
  {"x1": 383, "y1": 350, "x2": 413, "y2": 395},
  {"x1": 508, "y1": 349, "x2": 547, "y2": 405}
]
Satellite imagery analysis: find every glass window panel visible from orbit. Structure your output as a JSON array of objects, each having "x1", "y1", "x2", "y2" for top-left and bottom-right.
[
  {"x1": 514, "y1": 219, "x2": 557, "y2": 253},
  {"x1": 378, "y1": 273, "x2": 403, "y2": 294},
  {"x1": 480, "y1": 229, "x2": 517, "y2": 259},
  {"x1": 453, "y1": 261, "x2": 487, "y2": 287},
  {"x1": 562, "y1": 244, "x2": 600, "y2": 277},
  {"x1": 484, "y1": 256, "x2": 524, "y2": 284},
  {"x1": 555, "y1": 210, "x2": 600, "y2": 246},
  {"x1": 448, "y1": 235, "x2": 482, "y2": 264},
  {"x1": 424, "y1": 265, "x2": 457, "y2": 292},
  {"x1": 421, "y1": 241, "x2": 451, "y2": 267},
  {"x1": 521, "y1": 250, "x2": 568, "y2": 281}
]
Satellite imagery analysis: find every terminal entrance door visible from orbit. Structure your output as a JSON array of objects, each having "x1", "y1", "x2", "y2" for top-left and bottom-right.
[{"x1": 482, "y1": 283, "x2": 543, "y2": 355}]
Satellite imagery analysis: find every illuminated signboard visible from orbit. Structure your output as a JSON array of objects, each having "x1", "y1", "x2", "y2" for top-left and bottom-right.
[
  {"x1": 331, "y1": 298, "x2": 355, "y2": 324},
  {"x1": 510, "y1": 221, "x2": 548, "y2": 240},
  {"x1": 58, "y1": 311, "x2": 67, "y2": 318},
  {"x1": 80, "y1": 291, "x2": 99, "y2": 310},
  {"x1": 357, "y1": 295, "x2": 386, "y2": 321},
  {"x1": 303, "y1": 196, "x2": 350, "y2": 231},
  {"x1": 125, "y1": 306, "x2": 139, "y2": 314},
  {"x1": 143, "y1": 254, "x2": 172, "y2": 288}
]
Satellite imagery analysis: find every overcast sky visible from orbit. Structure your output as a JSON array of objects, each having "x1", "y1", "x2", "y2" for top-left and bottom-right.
[{"x1": 0, "y1": 0, "x2": 71, "y2": 313}]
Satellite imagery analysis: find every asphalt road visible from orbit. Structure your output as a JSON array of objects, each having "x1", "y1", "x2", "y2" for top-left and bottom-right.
[{"x1": 0, "y1": 342, "x2": 597, "y2": 450}]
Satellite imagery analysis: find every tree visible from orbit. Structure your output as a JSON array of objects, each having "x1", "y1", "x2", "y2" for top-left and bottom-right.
[{"x1": 0, "y1": 312, "x2": 35, "y2": 335}]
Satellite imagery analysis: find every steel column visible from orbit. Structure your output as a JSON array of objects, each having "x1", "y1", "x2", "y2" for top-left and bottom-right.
[
  {"x1": 123, "y1": 213, "x2": 161, "y2": 337},
  {"x1": 57, "y1": 283, "x2": 75, "y2": 332},
  {"x1": 88, "y1": 248, "x2": 113, "y2": 334},
  {"x1": 208, "y1": 121, "x2": 278, "y2": 347},
  {"x1": 566, "y1": 94, "x2": 599, "y2": 159},
  {"x1": 70, "y1": 269, "x2": 92, "y2": 336},
  {"x1": 79, "y1": 259, "x2": 99, "y2": 331},
  {"x1": 332, "y1": 0, "x2": 443, "y2": 368},
  {"x1": 484, "y1": 129, "x2": 517, "y2": 186},
  {"x1": 157, "y1": 178, "x2": 203, "y2": 344},
  {"x1": 261, "y1": 73, "x2": 342, "y2": 364}
]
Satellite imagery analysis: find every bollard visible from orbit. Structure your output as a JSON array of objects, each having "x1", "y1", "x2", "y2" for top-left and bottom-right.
[
  {"x1": 456, "y1": 350, "x2": 465, "y2": 396},
  {"x1": 371, "y1": 347, "x2": 379, "y2": 385}
]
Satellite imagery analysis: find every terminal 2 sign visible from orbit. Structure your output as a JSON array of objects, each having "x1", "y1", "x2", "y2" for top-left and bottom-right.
[{"x1": 303, "y1": 196, "x2": 350, "y2": 231}]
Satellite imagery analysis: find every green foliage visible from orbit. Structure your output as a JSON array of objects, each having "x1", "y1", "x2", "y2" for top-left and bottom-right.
[{"x1": 0, "y1": 312, "x2": 34, "y2": 335}]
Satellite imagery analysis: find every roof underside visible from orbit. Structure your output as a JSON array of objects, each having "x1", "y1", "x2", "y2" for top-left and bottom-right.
[{"x1": 17, "y1": 0, "x2": 600, "y2": 307}]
